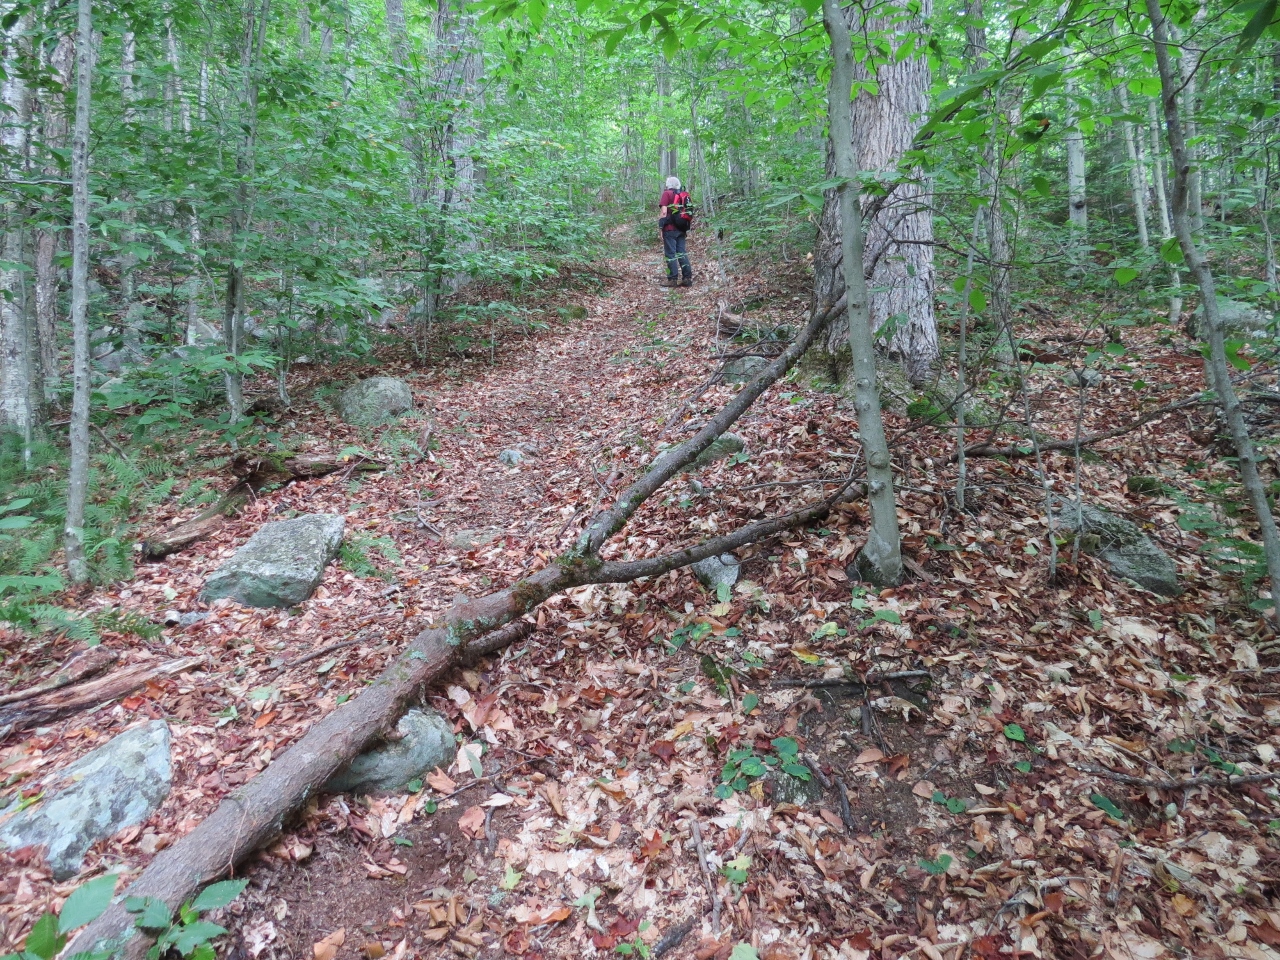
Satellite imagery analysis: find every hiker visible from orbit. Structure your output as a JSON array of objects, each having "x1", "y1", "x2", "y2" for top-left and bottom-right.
[{"x1": 658, "y1": 176, "x2": 693, "y2": 287}]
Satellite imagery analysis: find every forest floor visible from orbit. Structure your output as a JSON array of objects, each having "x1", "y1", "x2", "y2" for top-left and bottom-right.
[{"x1": 3, "y1": 224, "x2": 1280, "y2": 960}]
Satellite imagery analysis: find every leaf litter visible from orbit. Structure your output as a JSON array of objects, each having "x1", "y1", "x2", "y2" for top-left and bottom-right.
[{"x1": 1, "y1": 226, "x2": 1279, "y2": 959}]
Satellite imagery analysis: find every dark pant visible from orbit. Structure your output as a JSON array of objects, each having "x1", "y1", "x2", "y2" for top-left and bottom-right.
[{"x1": 662, "y1": 230, "x2": 691, "y2": 280}]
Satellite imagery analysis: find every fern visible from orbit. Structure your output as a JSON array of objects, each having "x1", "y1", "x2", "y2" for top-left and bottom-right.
[{"x1": 340, "y1": 533, "x2": 401, "y2": 580}]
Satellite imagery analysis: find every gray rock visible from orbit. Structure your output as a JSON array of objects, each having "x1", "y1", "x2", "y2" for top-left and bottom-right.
[
  {"x1": 1214, "y1": 297, "x2": 1273, "y2": 337},
  {"x1": 1055, "y1": 499, "x2": 1181, "y2": 597},
  {"x1": 692, "y1": 553, "x2": 740, "y2": 593},
  {"x1": 449, "y1": 528, "x2": 503, "y2": 550},
  {"x1": 202, "y1": 514, "x2": 345, "y2": 608},
  {"x1": 0, "y1": 721, "x2": 171, "y2": 879},
  {"x1": 338, "y1": 377, "x2": 414, "y2": 426},
  {"x1": 498, "y1": 449, "x2": 524, "y2": 467},
  {"x1": 324, "y1": 709, "x2": 456, "y2": 795},
  {"x1": 768, "y1": 770, "x2": 824, "y2": 807},
  {"x1": 723, "y1": 356, "x2": 769, "y2": 383}
]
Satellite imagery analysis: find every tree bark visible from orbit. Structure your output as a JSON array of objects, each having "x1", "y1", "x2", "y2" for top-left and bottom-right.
[
  {"x1": 68, "y1": 289, "x2": 845, "y2": 960},
  {"x1": 1117, "y1": 84, "x2": 1151, "y2": 251},
  {"x1": 1065, "y1": 68, "x2": 1088, "y2": 237},
  {"x1": 119, "y1": 29, "x2": 144, "y2": 361},
  {"x1": 811, "y1": 0, "x2": 938, "y2": 385},
  {"x1": 822, "y1": 0, "x2": 902, "y2": 587},
  {"x1": 64, "y1": 0, "x2": 94, "y2": 583},
  {"x1": 0, "y1": 6, "x2": 37, "y2": 437},
  {"x1": 33, "y1": 32, "x2": 73, "y2": 403},
  {"x1": 1146, "y1": 0, "x2": 1280, "y2": 624}
]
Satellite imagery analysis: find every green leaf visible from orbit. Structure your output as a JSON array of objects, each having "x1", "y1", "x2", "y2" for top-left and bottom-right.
[
  {"x1": 1003, "y1": 723, "x2": 1026, "y2": 743},
  {"x1": 741, "y1": 693, "x2": 759, "y2": 714},
  {"x1": 126, "y1": 897, "x2": 173, "y2": 932},
  {"x1": 1238, "y1": 0, "x2": 1278, "y2": 52},
  {"x1": 24, "y1": 914, "x2": 64, "y2": 960},
  {"x1": 716, "y1": 582, "x2": 731, "y2": 603},
  {"x1": 728, "y1": 946, "x2": 759, "y2": 960},
  {"x1": 1090, "y1": 793, "x2": 1126, "y2": 821},
  {"x1": 190, "y1": 879, "x2": 249, "y2": 914},
  {"x1": 918, "y1": 855, "x2": 952, "y2": 876},
  {"x1": 392, "y1": 836, "x2": 413, "y2": 847},
  {"x1": 1114, "y1": 267, "x2": 1139, "y2": 286},
  {"x1": 406, "y1": 778, "x2": 423, "y2": 793},
  {"x1": 1160, "y1": 237, "x2": 1184, "y2": 264},
  {"x1": 59, "y1": 874, "x2": 118, "y2": 933},
  {"x1": 932, "y1": 790, "x2": 947, "y2": 804},
  {"x1": 873, "y1": 609, "x2": 902, "y2": 625},
  {"x1": 946, "y1": 798, "x2": 967, "y2": 814},
  {"x1": 500, "y1": 866, "x2": 523, "y2": 890},
  {"x1": 168, "y1": 921, "x2": 227, "y2": 956},
  {"x1": 968, "y1": 288, "x2": 987, "y2": 313},
  {"x1": 1015, "y1": 761, "x2": 1032, "y2": 773}
]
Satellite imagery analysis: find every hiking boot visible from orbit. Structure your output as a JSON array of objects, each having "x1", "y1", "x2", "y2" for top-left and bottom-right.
[
  {"x1": 680, "y1": 276, "x2": 693, "y2": 287},
  {"x1": 660, "y1": 278, "x2": 678, "y2": 288}
]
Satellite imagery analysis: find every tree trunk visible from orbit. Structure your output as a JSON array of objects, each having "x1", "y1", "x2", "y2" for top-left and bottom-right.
[
  {"x1": 223, "y1": 0, "x2": 271, "y2": 424},
  {"x1": 119, "y1": 29, "x2": 143, "y2": 360},
  {"x1": 811, "y1": 0, "x2": 938, "y2": 385},
  {"x1": 0, "y1": 7, "x2": 37, "y2": 437},
  {"x1": 1147, "y1": 98, "x2": 1182, "y2": 320},
  {"x1": 657, "y1": 57, "x2": 677, "y2": 182},
  {"x1": 433, "y1": 0, "x2": 483, "y2": 293},
  {"x1": 1065, "y1": 69, "x2": 1088, "y2": 237},
  {"x1": 1117, "y1": 84, "x2": 1151, "y2": 251},
  {"x1": 822, "y1": 0, "x2": 902, "y2": 587},
  {"x1": 1146, "y1": 0, "x2": 1280, "y2": 623},
  {"x1": 64, "y1": 0, "x2": 93, "y2": 583},
  {"x1": 33, "y1": 31, "x2": 73, "y2": 403},
  {"x1": 69, "y1": 287, "x2": 846, "y2": 960}
]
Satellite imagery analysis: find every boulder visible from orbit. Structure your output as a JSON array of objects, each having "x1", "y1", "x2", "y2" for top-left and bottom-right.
[
  {"x1": 498, "y1": 449, "x2": 524, "y2": 467},
  {"x1": 323, "y1": 710, "x2": 456, "y2": 795},
  {"x1": 338, "y1": 377, "x2": 414, "y2": 426},
  {"x1": 722, "y1": 356, "x2": 768, "y2": 384},
  {"x1": 1214, "y1": 297, "x2": 1273, "y2": 337},
  {"x1": 1055, "y1": 500, "x2": 1181, "y2": 597},
  {"x1": 202, "y1": 514, "x2": 345, "y2": 608},
  {"x1": 0, "y1": 721, "x2": 172, "y2": 879},
  {"x1": 692, "y1": 553, "x2": 740, "y2": 593}
]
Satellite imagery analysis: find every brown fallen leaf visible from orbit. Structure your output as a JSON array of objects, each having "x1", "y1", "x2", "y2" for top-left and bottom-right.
[
  {"x1": 912, "y1": 780, "x2": 937, "y2": 798},
  {"x1": 314, "y1": 928, "x2": 345, "y2": 960},
  {"x1": 427, "y1": 767, "x2": 457, "y2": 794},
  {"x1": 542, "y1": 781, "x2": 565, "y2": 818},
  {"x1": 855, "y1": 748, "x2": 885, "y2": 764},
  {"x1": 459, "y1": 805, "x2": 486, "y2": 839},
  {"x1": 361, "y1": 942, "x2": 386, "y2": 959}
]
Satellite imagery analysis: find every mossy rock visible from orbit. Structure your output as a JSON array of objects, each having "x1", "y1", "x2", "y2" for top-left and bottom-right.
[
  {"x1": 557, "y1": 304, "x2": 589, "y2": 320},
  {"x1": 1054, "y1": 499, "x2": 1181, "y2": 597},
  {"x1": 1126, "y1": 476, "x2": 1173, "y2": 497},
  {"x1": 338, "y1": 376, "x2": 414, "y2": 426}
]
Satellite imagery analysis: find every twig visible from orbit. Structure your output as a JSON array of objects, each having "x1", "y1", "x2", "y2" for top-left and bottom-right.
[
  {"x1": 1070, "y1": 762, "x2": 1280, "y2": 791},
  {"x1": 802, "y1": 753, "x2": 833, "y2": 792},
  {"x1": 277, "y1": 637, "x2": 364, "y2": 673},
  {"x1": 1105, "y1": 850, "x2": 1125, "y2": 907},
  {"x1": 689, "y1": 819, "x2": 722, "y2": 935},
  {"x1": 835, "y1": 778, "x2": 857, "y2": 834},
  {"x1": 653, "y1": 917, "x2": 696, "y2": 958},
  {"x1": 774, "y1": 669, "x2": 932, "y2": 690}
]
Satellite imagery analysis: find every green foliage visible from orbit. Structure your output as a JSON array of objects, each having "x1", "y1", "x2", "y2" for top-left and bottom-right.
[
  {"x1": 714, "y1": 737, "x2": 810, "y2": 799},
  {"x1": 340, "y1": 532, "x2": 402, "y2": 580},
  {"x1": 0, "y1": 873, "x2": 117, "y2": 960},
  {"x1": 126, "y1": 879, "x2": 249, "y2": 960}
]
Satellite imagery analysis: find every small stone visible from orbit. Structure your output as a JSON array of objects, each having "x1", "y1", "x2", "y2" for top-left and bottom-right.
[
  {"x1": 202, "y1": 514, "x2": 345, "y2": 609},
  {"x1": 178, "y1": 612, "x2": 209, "y2": 627},
  {"x1": 338, "y1": 377, "x2": 414, "y2": 426},
  {"x1": 692, "y1": 553, "x2": 740, "y2": 593},
  {"x1": 1054, "y1": 499, "x2": 1181, "y2": 597},
  {"x1": 0, "y1": 720, "x2": 172, "y2": 879},
  {"x1": 768, "y1": 770, "x2": 824, "y2": 807},
  {"x1": 449, "y1": 528, "x2": 502, "y2": 550},
  {"x1": 498, "y1": 449, "x2": 524, "y2": 467},
  {"x1": 324, "y1": 710, "x2": 456, "y2": 795}
]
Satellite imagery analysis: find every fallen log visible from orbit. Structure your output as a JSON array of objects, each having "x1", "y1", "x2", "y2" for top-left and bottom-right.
[
  {"x1": 0, "y1": 646, "x2": 118, "y2": 707},
  {"x1": 0, "y1": 656, "x2": 205, "y2": 738},
  {"x1": 68, "y1": 298, "x2": 844, "y2": 960},
  {"x1": 141, "y1": 453, "x2": 383, "y2": 559}
]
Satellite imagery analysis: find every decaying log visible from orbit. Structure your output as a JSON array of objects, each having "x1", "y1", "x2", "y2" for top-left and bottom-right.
[
  {"x1": 0, "y1": 656, "x2": 204, "y2": 737},
  {"x1": 69, "y1": 299, "x2": 845, "y2": 960},
  {"x1": 141, "y1": 453, "x2": 383, "y2": 559},
  {"x1": 0, "y1": 646, "x2": 118, "y2": 707}
]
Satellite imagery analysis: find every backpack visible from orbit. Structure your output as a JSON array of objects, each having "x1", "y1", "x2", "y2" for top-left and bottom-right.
[{"x1": 667, "y1": 190, "x2": 694, "y2": 232}]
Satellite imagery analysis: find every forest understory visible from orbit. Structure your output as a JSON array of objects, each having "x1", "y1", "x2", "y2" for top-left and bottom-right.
[{"x1": 3, "y1": 225, "x2": 1280, "y2": 960}]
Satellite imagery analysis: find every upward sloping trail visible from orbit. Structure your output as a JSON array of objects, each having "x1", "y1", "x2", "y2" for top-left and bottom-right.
[{"x1": 68, "y1": 229, "x2": 838, "y2": 957}]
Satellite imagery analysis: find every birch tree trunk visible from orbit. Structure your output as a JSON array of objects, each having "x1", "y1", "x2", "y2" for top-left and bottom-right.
[
  {"x1": 1146, "y1": 0, "x2": 1280, "y2": 623},
  {"x1": 822, "y1": 0, "x2": 901, "y2": 587},
  {"x1": 0, "y1": 7, "x2": 37, "y2": 437},
  {"x1": 1117, "y1": 84, "x2": 1151, "y2": 251},
  {"x1": 64, "y1": 0, "x2": 94, "y2": 583},
  {"x1": 1065, "y1": 70, "x2": 1088, "y2": 237},
  {"x1": 811, "y1": 0, "x2": 938, "y2": 386},
  {"x1": 34, "y1": 32, "x2": 71, "y2": 403},
  {"x1": 434, "y1": 0, "x2": 483, "y2": 292},
  {"x1": 1147, "y1": 98, "x2": 1182, "y2": 320},
  {"x1": 119, "y1": 29, "x2": 143, "y2": 360},
  {"x1": 656, "y1": 57, "x2": 677, "y2": 181}
]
